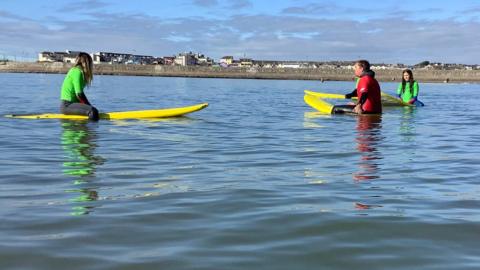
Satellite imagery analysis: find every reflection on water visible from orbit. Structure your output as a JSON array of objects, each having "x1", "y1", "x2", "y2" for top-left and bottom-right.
[
  {"x1": 302, "y1": 112, "x2": 331, "y2": 128},
  {"x1": 61, "y1": 121, "x2": 104, "y2": 216},
  {"x1": 353, "y1": 115, "x2": 383, "y2": 181},
  {"x1": 399, "y1": 106, "x2": 417, "y2": 142}
]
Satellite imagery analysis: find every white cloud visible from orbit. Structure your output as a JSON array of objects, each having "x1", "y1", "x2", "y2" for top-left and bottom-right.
[{"x1": 1, "y1": 5, "x2": 480, "y2": 64}]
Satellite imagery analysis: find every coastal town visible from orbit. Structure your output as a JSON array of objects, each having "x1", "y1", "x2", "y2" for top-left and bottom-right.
[
  {"x1": 1, "y1": 50, "x2": 479, "y2": 83},
  {"x1": 35, "y1": 50, "x2": 480, "y2": 71}
]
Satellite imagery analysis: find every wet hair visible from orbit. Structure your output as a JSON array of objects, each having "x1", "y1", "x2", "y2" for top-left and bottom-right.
[
  {"x1": 355, "y1": 60, "x2": 371, "y2": 71},
  {"x1": 401, "y1": 69, "x2": 415, "y2": 94},
  {"x1": 74, "y1": 52, "x2": 93, "y2": 87}
]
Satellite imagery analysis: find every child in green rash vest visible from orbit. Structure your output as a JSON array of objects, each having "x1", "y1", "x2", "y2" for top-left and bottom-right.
[
  {"x1": 60, "y1": 52, "x2": 99, "y2": 121},
  {"x1": 397, "y1": 69, "x2": 419, "y2": 104}
]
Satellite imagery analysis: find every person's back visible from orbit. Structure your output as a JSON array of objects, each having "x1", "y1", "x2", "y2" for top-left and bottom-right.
[{"x1": 61, "y1": 66, "x2": 85, "y2": 103}]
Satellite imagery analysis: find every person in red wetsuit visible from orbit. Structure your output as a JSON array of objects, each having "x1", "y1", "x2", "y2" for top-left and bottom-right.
[{"x1": 333, "y1": 60, "x2": 382, "y2": 114}]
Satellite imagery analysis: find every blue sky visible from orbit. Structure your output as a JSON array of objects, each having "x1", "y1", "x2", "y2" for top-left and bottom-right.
[{"x1": 1, "y1": 0, "x2": 480, "y2": 64}]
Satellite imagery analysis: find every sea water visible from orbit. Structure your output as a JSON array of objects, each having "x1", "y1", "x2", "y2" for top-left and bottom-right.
[{"x1": 1, "y1": 73, "x2": 479, "y2": 270}]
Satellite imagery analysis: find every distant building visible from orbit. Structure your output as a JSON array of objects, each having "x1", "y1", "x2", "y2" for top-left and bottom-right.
[
  {"x1": 93, "y1": 52, "x2": 128, "y2": 64},
  {"x1": 151, "y1": 57, "x2": 164, "y2": 65},
  {"x1": 253, "y1": 60, "x2": 279, "y2": 68},
  {"x1": 163, "y1": 56, "x2": 175, "y2": 65},
  {"x1": 253, "y1": 60, "x2": 319, "y2": 69},
  {"x1": 220, "y1": 56, "x2": 234, "y2": 66},
  {"x1": 278, "y1": 62, "x2": 302, "y2": 69},
  {"x1": 175, "y1": 52, "x2": 197, "y2": 66},
  {"x1": 38, "y1": 49, "x2": 217, "y2": 66},
  {"x1": 92, "y1": 52, "x2": 155, "y2": 64},
  {"x1": 129, "y1": 54, "x2": 156, "y2": 65},
  {"x1": 38, "y1": 51, "x2": 62, "y2": 62},
  {"x1": 38, "y1": 50, "x2": 80, "y2": 63},
  {"x1": 239, "y1": 58, "x2": 253, "y2": 67},
  {"x1": 195, "y1": 53, "x2": 214, "y2": 66},
  {"x1": 63, "y1": 51, "x2": 80, "y2": 63}
]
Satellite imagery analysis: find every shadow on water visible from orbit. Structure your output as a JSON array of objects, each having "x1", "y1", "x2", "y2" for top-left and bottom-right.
[
  {"x1": 61, "y1": 120, "x2": 105, "y2": 216},
  {"x1": 353, "y1": 114, "x2": 383, "y2": 182}
]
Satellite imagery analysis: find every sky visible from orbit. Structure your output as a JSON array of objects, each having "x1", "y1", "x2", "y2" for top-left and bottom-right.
[{"x1": 1, "y1": 0, "x2": 480, "y2": 64}]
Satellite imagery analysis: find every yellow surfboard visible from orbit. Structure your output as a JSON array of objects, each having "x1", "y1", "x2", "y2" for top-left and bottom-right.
[
  {"x1": 5, "y1": 103, "x2": 209, "y2": 120},
  {"x1": 304, "y1": 94, "x2": 334, "y2": 114},
  {"x1": 304, "y1": 90, "x2": 413, "y2": 107}
]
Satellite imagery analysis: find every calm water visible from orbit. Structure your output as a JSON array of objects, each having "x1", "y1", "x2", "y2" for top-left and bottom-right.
[{"x1": 1, "y1": 73, "x2": 479, "y2": 270}]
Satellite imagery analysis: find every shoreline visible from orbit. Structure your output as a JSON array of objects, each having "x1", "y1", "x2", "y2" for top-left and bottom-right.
[{"x1": 1, "y1": 62, "x2": 479, "y2": 83}]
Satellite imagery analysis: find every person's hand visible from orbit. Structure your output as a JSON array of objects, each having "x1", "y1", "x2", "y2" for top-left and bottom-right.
[
  {"x1": 353, "y1": 104, "x2": 363, "y2": 114},
  {"x1": 345, "y1": 93, "x2": 353, "y2": 99},
  {"x1": 408, "y1": 98, "x2": 417, "y2": 104}
]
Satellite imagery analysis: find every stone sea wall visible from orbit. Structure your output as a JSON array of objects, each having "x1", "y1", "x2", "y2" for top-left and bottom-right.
[{"x1": 1, "y1": 61, "x2": 479, "y2": 83}]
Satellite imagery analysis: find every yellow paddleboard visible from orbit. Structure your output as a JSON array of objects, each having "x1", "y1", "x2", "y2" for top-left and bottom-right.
[
  {"x1": 304, "y1": 90, "x2": 349, "y2": 100},
  {"x1": 304, "y1": 90, "x2": 413, "y2": 107},
  {"x1": 5, "y1": 103, "x2": 208, "y2": 120},
  {"x1": 304, "y1": 94, "x2": 334, "y2": 114}
]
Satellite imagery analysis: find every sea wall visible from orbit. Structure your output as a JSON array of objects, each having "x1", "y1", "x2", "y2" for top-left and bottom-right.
[{"x1": 1, "y1": 62, "x2": 479, "y2": 83}]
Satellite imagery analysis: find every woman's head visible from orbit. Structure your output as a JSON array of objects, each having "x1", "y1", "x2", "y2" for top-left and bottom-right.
[
  {"x1": 402, "y1": 69, "x2": 414, "y2": 83},
  {"x1": 75, "y1": 52, "x2": 93, "y2": 86}
]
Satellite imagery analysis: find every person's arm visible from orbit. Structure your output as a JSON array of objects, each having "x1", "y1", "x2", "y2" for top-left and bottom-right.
[
  {"x1": 353, "y1": 92, "x2": 368, "y2": 114},
  {"x1": 354, "y1": 77, "x2": 370, "y2": 114},
  {"x1": 345, "y1": 89, "x2": 358, "y2": 99},
  {"x1": 396, "y1": 83, "x2": 402, "y2": 98},
  {"x1": 70, "y1": 68, "x2": 91, "y2": 105},
  {"x1": 358, "y1": 92, "x2": 368, "y2": 105},
  {"x1": 408, "y1": 81, "x2": 419, "y2": 104},
  {"x1": 77, "y1": 92, "x2": 91, "y2": 105}
]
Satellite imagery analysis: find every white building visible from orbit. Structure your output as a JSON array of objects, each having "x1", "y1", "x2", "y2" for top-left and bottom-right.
[
  {"x1": 37, "y1": 50, "x2": 80, "y2": 63},
  {"x1": 175, "y1": 52, "x2": 197, "y2": 66}
]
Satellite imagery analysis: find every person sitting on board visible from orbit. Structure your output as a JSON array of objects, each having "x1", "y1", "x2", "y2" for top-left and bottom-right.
[
  {"x1": 397, "y1": 69, "x2": 422, "y2": 105},
  {"x1": 60, "y1": 52, "x2": 99, "y2": 121},
  {"x1": 333, "y1": 60, "x2": 382, "y2": 114}
]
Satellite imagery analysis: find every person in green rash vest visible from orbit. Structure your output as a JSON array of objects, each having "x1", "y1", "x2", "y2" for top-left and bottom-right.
[
  {"x1": 60, "y1": 52, "x2": 99, "y2": 121},
  {"x1": 397, "y1": 69, "x2": 419, "y2": 104}
]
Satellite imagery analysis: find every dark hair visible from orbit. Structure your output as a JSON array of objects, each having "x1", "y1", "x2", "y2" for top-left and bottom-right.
[
  {"x1": 401, "y1": 69, "x2": 415, "y2": 94},
  {"x1": 355, "y1": 60, "x2": 371, "y2": 71}
]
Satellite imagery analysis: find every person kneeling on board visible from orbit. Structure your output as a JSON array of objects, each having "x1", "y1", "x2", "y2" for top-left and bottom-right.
[
  {"x1": 334, "y1": 60, "x2": 382, "y2": 114},
  {"x1": 60, "y1": 52, "x2": 99, "y2": 121}
]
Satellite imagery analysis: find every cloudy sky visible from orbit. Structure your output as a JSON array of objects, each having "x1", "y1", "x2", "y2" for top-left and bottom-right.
[{"x1": 1, "y1": 0, "x2": 480, "y2": 64}]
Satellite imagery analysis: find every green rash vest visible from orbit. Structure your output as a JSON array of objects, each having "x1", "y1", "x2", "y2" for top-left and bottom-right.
[
  {"x1": 397, "y1": 81, "x2": 419, "y2": 103},
  {"x1": 61, "y1": 67, "x2": 85, "y2": 103}
]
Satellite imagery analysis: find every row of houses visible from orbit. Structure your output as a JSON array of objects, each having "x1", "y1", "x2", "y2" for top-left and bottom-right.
[
  {"x1": 218, "y1": 58, "x2": 407, "y2": 69},
  {"x1": 219, "y1": 56, "x2": 321, "y2": 68},
  {"x1": 219, "y1": 57, "x2": 414, "y2": 69},
  {"x1": 38, "y1": 51, "x2": 480, "y2": 70},
  {"x1": 38, "y1": 51, "x2": 214, "y2": 66},
  {"x1": 38, "y1": 50, "x2": 355, "y2": 69}
]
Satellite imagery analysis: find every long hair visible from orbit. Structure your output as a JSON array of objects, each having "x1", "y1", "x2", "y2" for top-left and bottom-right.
[
  {"x1": 401, "y1": 69, "x2": 414, "y2": 94},
  {"x1": 74, "y1": 52, "x2": 93, "y2": 87}
]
